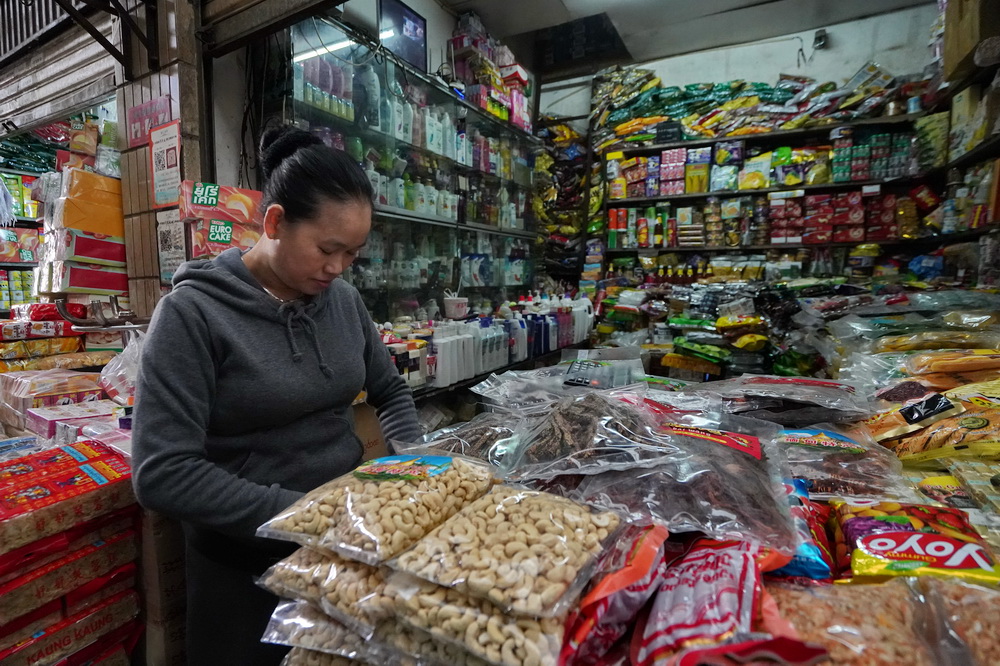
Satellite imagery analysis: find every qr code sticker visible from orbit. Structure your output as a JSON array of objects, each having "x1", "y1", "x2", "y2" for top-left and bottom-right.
[{"x1": 153, "y1": 150, "x2": 167, "y2": 171}]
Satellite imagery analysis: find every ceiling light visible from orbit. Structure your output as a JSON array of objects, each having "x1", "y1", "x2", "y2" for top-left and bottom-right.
[{"x1": 293, "y1": 30, "x2": 394, "y2": 63}]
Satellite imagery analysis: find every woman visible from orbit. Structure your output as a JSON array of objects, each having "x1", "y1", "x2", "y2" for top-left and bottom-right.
[{"x1": 132, "y1": 126, "x2": 421, "y2": 665}]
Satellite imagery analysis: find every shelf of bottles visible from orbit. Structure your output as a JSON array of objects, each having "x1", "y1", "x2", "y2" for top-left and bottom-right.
[{"x1": 281, "y1": 18, "x2": 538, "y2": 320}]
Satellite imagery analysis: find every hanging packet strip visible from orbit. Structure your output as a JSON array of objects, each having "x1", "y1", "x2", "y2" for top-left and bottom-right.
[
  {"x1": 560, "y1": 524, "x2": 671, "y2": 666},
  {"x1": 630, "y1": 539, "x2": 762, "y2": 666}
]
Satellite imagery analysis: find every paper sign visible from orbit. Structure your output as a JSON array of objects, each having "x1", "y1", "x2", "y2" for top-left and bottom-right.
[
  {"x1": 126, "y1": 95, "x2": 172, "y2": 148},
  {"x1": 149, "y1": 121, "x2": 181, "y2": 209}
]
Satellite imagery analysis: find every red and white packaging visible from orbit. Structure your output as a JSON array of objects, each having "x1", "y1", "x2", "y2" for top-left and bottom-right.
[
  {"x1": 25, "y1": 400, "x2": 119, "y2": 438},
  {"x1": 10, "y1": 303, "x2": 86, "y2": 322},
  {"x1": 631, "y1": 539, "x2": 762, "y2": 665}
]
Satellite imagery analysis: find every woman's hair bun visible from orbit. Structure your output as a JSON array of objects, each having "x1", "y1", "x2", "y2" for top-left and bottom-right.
[{"x1": 259, "y1": 127, "x2": 322, "y2": 182}]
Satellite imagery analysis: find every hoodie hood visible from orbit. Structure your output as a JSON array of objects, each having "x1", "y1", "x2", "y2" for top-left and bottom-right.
[{"x1": 173, "y1": 248, "x2": 334, "y2": 375}]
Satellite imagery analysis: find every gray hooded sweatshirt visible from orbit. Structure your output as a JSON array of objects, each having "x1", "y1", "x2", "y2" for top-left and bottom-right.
[{"x1": 131, "y1": 247, "x2": 421, "y2": 544}]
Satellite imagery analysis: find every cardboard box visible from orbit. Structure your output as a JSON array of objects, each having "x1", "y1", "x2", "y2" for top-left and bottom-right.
[
  {"x1": 353, "y1": 402, "x2": 388, "y2": 461},
  {"x1": 0, "y1": 229, "x2": 38, "y2": 263},
  {"x1": 179, "y1": 181, "x2": 262, "y2": 228},
  {"x1": 25, "y1": 399, "x2": 120, "y2": 437},
  {"x1": 48, "y1": 198, "x2": 125, "y2": 237},
  {"x1": 140, "y1": 510, "x2": 186, "y2": 624},
  {"x1": 49, "y1": 261, "x2": 129, "y2": 295},
  {"x1": 944, "y1": 0, "x2": 1000, "y2": 82},
  {"x1": 144, "y1": 616, "x2": 187, "y2": 666},
  {"x1": 188, "y1": 217, "x2": 263, "y2": 260},
  {"x1": 47, "y1": 229, "x2": 127, "y2": 267},
  {"x1": 61, "y1": 169, "x2": 122, "y2": 208},
  {"x1": 85, "y1": 331, "x2": 125, "y2": 352}
]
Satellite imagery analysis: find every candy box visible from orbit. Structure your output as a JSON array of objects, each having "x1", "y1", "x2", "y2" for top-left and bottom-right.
[
  {"x1": 45, "y1": 229, "x2": 126, "y2": 267},
  {"x1": 802, "y1": 227, "x2": 833, "y2": 244},
  {"x1": 0, "y1": 451, "x2": 134, "y2": 557},
  {"x1": 60, "y1": 169, "x2": 121, "y2": 209},
  {"x1": 830, "y1": 500, "x2": 1000, "y2": 585},
  {"x1": 26, "y1": 400, "x2": 120, "y2": 438},
  {"x1": 833, "y1": 226, "x2": 865, "y2": 242},
  {"x1": 47, "y1": 198, "x2": 124, "y2": 237},
  {"x1": 48, "y1": 262, "x2": 128, "y2": 296},
  {"x1": 0, "y1": 229, "x2": 39, "y2": 263},
  {"x1": 0, "y1": 440, "x2": 117, "y2": 484}
]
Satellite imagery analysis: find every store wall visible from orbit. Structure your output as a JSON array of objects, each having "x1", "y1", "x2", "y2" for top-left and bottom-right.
[{"x1": 540, "y1": 4, "x2": 939, "y2": 118}]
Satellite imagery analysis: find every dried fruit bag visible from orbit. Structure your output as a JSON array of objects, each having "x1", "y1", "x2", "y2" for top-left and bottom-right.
[
  {"x1": 393, "y1": 411, "x2": 529, "y2": 467},
  {"x1": 778, "y1": 424, "x2": 912, "y2": 499},
  {"x1": 830, "y1": 500, "x2": 1000, "y2": 585},
  {"x1": 630, "y1": 539, "x2": 762, "y2": 665}
]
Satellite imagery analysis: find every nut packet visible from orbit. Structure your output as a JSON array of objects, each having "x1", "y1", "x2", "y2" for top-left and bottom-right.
[
  {"x1": 390, "y1": 485, "x2": 621, "y2": 618},
  {"x1": 385, "y1": 572, "x2": 565, "y2": 666},
  {"x1": 258, "y1": 547, "x2": 390, "y2": 638},
  {"x1": 830, "y1": 500, "x2": 1000, "y2": 585},
  {"x1": 257, "y1": 455, "x2": 494, "y2": 566},
  {"x1": 262, "y1": 600, "x2": 384, "y2": 662},
  {"x1": 921, "y1": 577, "x2": 1000, "y2": 666},
  {"x1": 281, "y1": 648, "x2": 369, "y2": 666}
]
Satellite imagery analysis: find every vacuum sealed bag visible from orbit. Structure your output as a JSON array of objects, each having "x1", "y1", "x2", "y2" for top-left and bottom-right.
[
  {"x1": 576, "y1": 416, "x2": 797, "y2": 557},
  {"x1": 393, "y1": 411, "x2": 528, "y2": 467},
  {"x1": 257, "y1": 455, "x2": 494, "y2": 565},
  {"x1": 390, "y1": 486, "x2": 620, "y2": 617},
  {"x1": 777, "y1": 424, "x2": 913, "y2": 499}
]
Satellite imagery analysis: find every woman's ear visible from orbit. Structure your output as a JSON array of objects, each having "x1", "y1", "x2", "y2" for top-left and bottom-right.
[{"x1": 263, "y1": 204, "x2": 286, "y2": 240}]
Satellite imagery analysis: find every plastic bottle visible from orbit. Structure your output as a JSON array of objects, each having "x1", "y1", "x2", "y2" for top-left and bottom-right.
[
  {"x1": 441, "y1": 109, "x2": 455, "y2": 159},
  {"x1": 426, "y1": 183, "x2": 439, "y2": 217},
  {"x1": 354, "y1": 64, "x2": 380, "y2": 128},
  {"x1": 378, "y1": 89, "x2": 393, "y2": 136},
  {"x1": 390, "y1": 176, "x2": 405, "y2": 208},
  {"x1": 364, "y1": 160, "x2": 380, "y2": 200},
  {"x1": 412, "y1": 105, "x2": 424, "y2": 147},
  {"x1": 415, "y1": 180, "x2": 427, "y2": 214},
  {"x1": 402, "y1": 101, "x2": 414, "y2": 144},
  {"x1": 393, "y1": 96, "x2": 406, "y2": 140},
  {"x1": 456, "y1": 127, "x2": 468, "y2": 166},
  {"x1": 403, "y1": 174, "x2": 416, "y2": 211},
  {"x1": 426, "y1": 109, "x2": 441, "y2": 155}
]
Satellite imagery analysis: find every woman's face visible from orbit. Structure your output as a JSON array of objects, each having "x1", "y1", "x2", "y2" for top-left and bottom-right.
[{"x1": 268, "y1": 197, "x2": 371, "y2": 296}]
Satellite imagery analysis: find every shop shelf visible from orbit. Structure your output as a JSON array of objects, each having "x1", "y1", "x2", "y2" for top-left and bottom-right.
[
  {"x1": 612, "y1": 113, "x2": 923, "y2": 157},
  {"x1": 945, "y1": 134, "x2": 1000, "y2": 172},
  {"x1": 603, "y1": 225, "x2": 998, "y2": 255},
  {"x1": 607, "y1": 178, "x2": 910, "y2": 206},
  {"x1": 293, "y1": 100, "x2": 533, "y2": 190},
  {"x1": 373, "y1": 205, "x2": 458, "y2": 230},
  {"x1": 13, "y1": 216, "x2": 41, "y2": 224},
  {"x1": 459, "y1": 221, "x2": 537, "y2": 240},
  {"x1": 411, "y1": 340, "x2": 588, "y2": 401}
]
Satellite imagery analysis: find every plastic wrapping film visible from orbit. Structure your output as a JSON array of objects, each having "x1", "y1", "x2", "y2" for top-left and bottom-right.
[
  {"x1": 394, "y1": 411, "x2": 530, "y2": 467},
  {"x1": 257, "y1": 455, "x2": 494, "y2": 565},
  {"x1": 258, "y1": 546, "x2": 390, "y2": 637},
  {"x1": 281, "y1": 648, "x2": 371, "y2": 666},
  {"x1": 683, "y1": 374, "x2": 872, "y2": 424},
  {"x1": 921, "y1": 577, "x2": 1000, "y2": 666},
  {"x1": 262, "y1": 600, "x2": 383, "y2": 662},
  {"x1": 390, "y1": 485, "x2": 621, "y2": 617},
  {"x1": 575, "y1": 414, "x2": 797, "y2": 558}
]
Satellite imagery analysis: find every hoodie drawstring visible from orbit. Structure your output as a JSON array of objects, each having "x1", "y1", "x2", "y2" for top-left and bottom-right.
[{"x1": 278, "y1": 301, "x2": 333, "y2": 376}]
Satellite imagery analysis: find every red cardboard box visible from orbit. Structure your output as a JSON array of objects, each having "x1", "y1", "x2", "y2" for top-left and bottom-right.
[
  {"x1": 49, "y1": 262, "x2": 128, "y2": 296},
  {"x1": 802, "y1": 227, "x2": 833, "y2": 244},
  {"x1": 833, "y1": 226, "x2": 866, "y2": 242}
]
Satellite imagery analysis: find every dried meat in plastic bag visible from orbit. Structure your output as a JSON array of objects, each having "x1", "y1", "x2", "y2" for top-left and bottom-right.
[
  {"x1": 765, "y1": 580, "x2": 938, "y2": 666},
  {"x1": 830, "y1": 499, "x2": 1000, "y2": 585},
  {"x1": 390, "y1": 485, "x2": 621, "y2": 617},
  {"x1": 258, "y1": 547, "x2": 389, "y2": 637},
  {"x1": 630, "y1": 539, "x2": 762, "y2": 665},
  {"x1": 384, "y1": 572, "x2": 565, "y2": 666},
  {"x1": 768, "y1": 480, "x2": 834, "y2": 581},
  {"x1": 561, "y1": 524, "x2": 671, "y2": 666},
  {"x1": 684, "y1": 374, "x2": 871, "y2": 425},
  {"x1": 257, "y1": 455, "x2": 494, "y2": 565},
  {"x1": 576, "y1": 416, "x2": 797, "y2": 557},
  {"x1": 778, "y1": 424, "x2": 914, "y2": 499},
  {"x1": 500, "y1": 392, "x2": 675, "y2": 481},
  {"x1": 393, "y1": 411, "x2": 528, "y2": 467}
]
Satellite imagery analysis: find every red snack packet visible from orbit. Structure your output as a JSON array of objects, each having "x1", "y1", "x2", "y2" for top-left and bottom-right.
[
  {"x1": 561, "y1": 523, "x2": 671, "y2": 665},
  {"x1": 830, "y1": 500, "x2": 1000, "y2": 585},
  {"x1": 630, "y1": 539, "x2": 762, "y2": 665}
]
